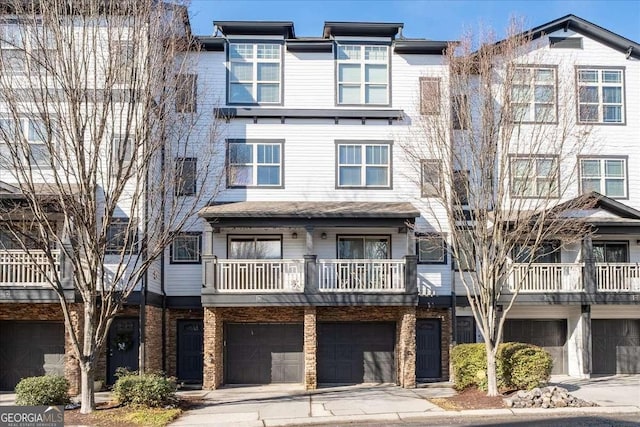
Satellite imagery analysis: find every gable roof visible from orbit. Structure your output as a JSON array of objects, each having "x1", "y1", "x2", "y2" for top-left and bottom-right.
[{"x1": 524, "y1": 14, "x2": 640, "y2": 59}]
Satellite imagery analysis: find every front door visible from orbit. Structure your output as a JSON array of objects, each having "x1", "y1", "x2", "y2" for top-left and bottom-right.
[
  {"x1": 416, "y1": 319, "x2": 441, "y2": 379},
  {"x1": 177, "y1": 320, "x2": 204, "y2": 383},
  {"x1": 107, "y1": 318, "x2": 139, "y2": 384}
]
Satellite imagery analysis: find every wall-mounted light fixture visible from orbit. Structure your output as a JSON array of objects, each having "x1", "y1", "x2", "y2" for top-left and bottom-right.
[
  {"x1": 321, "y1": 232, "x2": 327, "y2": 239},
  {"x1": 292, "y1": 232, "x2": 298, "y2": 239}
]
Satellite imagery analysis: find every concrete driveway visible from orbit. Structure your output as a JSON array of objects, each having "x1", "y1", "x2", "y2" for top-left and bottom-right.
[{"x1": 550, "y1": 375, "x2": 640, "y2": 407}]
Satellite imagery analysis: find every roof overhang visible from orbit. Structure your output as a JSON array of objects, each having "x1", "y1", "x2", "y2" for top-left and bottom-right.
[
  {"x1": 199, "y1": 201, "x2": 420, "y2": 228},
  {"x1": 323, "y1": 22, "x2": 403, "y2": 39},
  {"x1": 214, "y1": 21, "x2": 295, "y2": 38},
  {"x1": 393, "y1": 40, "x2": 454, "y2": 54}
]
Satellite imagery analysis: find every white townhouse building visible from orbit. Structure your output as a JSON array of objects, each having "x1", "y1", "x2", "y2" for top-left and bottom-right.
[{"x1": 0, "y1": 13, "x2": 638, "y2": 393}]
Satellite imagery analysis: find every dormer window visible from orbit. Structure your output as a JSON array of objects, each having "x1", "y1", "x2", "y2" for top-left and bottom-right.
[
  {"x1": 336, "y1": 44, "x2": 389, "y2": 106},
  {"x1": 228, "y1": 42, "x2": 282, "y2": 105}
]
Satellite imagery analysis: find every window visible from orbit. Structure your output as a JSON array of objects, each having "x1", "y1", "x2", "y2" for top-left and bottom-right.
[
  {"x1": 456, "y1": 317, "x2": 476, "y2": 344},
  {"x1": 453, "y1": 170, "x2": 469, "y2": 205},
  {"x1": 106, "y1": 218, "x2": 138, "y2": 254},
  {"x1": 112, "y1": 41, "x2": 134, "y2": 84},
  {"x1": 176, "y1": 157, "x2": 197, "y2": 196},
  {"x1": 416, "y1": 233, "x2": 446, "y2": 264},
  {"x1": 453, "y1": 229, "x2": 475, "y2": 271},
  {"x1": 338, "y1": 236, "x2": 390, "y2": 259},
  {"x1": 228, "y1": 42, "x2": 281, "y2": 104},
  {"x1": 511, "y1": 66, "x2": 556, "y2": 122},
  {"x1": 0, "y1": 118, "x2": 52, "y2": 169},
  {"x1": 577, "y1": 68, "x2": 624, "y2": 123},
  {"x1": 227, "y1": 140, "x2": 282, "y2": 187},
  {"x1": 421, "y1": 159, "x2": 441, "y2": 197},
  {"x1": 579, "y1": 157, "x2": 626, "y2": 198},
  {"x1": 337, "y1": 142, "x2": 390, "y2": 188},
  {"x1": 549, "y1": 37, "x2": 583, "y2": 49},
  {"x1": 228, "y1": 235, "x2": 281, "y2": 259},
  {"x1": 593, "y1": 241, "x2": 628, "y2": 263},
  {"x1": 0, "y1": 23, "x2": 54, "y2": 74},
  {"x1": 513, "y1": 241, "x2": 560, "y2": 264},
  {"x1": 420, "y1": 77, "x2": 440, "y2": 114},
  {"x1": 452, "y1": 95, "x2": 469, "y2": 130},
  {"x1": 510, "y1": 156, "x2": 559, "y2": 198},
  {"x1": 336, "y1": 44, "x2": 389, "y2": 105},
  {"x1": 171, "y1": 233, "x2": 201, "y2": 263},
  {"x1": 111, "y1": 135, "x2": 133, "y2": 175},
  {"x1": 175, "y1": 74, "x2": 197, "y2": 113}
]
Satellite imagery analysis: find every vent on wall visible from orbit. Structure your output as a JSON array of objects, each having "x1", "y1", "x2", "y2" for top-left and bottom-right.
[{"x1": 549, "y1": 37, "x2": 583, "y2": 49}]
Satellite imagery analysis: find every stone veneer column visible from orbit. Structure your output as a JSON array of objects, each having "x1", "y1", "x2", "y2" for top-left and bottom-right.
[
  {"x1": 65, "y1": 303, "x2": 83, "y2": 395},
  {"x1": 144, "y1": 305, "x2": 163, "y2": 372},
  {"x1": 303, "y1": 307, "x2": 317, "y2": 390},
  {"x1": 398, "y1": 306, "x2": 416, "y2": 388},
  {"x1": 203, "y1": 307, "x2": 223, "y2": 389}
]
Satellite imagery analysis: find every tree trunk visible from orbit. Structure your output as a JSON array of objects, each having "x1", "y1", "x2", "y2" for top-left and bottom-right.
[
  {"x1": 79, "y1": 363, "x2": 95, "y2": 414},
  {"x1": 486, "y1": 344, "x2": 499, "y2": 396}
]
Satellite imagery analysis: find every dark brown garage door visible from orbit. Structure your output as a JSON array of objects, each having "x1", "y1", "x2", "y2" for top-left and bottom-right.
[
  {"x1": 0, "y1": 322, "x2": 65, "y2": 390},
  {"x1": 318, "y1": 322, "x2": 395, "y2": 384},
  {"x1": 503, "y1": 319, "x2": 567, "y2": 374},
  {"x1": 225, "y1": 323, "x2": 303, "y2": 384},
  {"x1": 592, "y1": 319, "x2": 640, "y2": 374}
]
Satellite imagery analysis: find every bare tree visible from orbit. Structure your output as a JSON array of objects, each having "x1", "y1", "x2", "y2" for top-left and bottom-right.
[
  {"x1": 0, "y1": 0, "x2": 223, "y2": 412},
  {"x1": 404, "y1": 19, "x2": 595, "y2": 396}
]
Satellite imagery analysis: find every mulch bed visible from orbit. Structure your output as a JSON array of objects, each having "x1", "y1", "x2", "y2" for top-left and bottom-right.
[{"x1": 429, "y1": 387, "x2": 506, "y2": 410}]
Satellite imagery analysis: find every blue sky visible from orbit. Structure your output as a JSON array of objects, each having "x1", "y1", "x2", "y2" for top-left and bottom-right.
[{"x1": 188, "y1": 0, "x2": 640, "y2": 42}]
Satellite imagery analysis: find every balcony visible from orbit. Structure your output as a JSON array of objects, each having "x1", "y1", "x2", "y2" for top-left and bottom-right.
[
  {"x1": 318, "y1": 259, "x2": 406, "y2": 292},
  {"x1": 214, "y1": 259, "x2": 305, "y2": 293},
  {"x1": 596, "y1": 263, "x2": 640, "y2": 292},
  {"x1": 508, "y1": 263, "x2": 584, "y2": 293},
  {"x1": 203, "y1": 255, "x2": 416, "y2": 299},
  {"x1": 0, "y1": 250, "x2": 60, "y2": 286}
]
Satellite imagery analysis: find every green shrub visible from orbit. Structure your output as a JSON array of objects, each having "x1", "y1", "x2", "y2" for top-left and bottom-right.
[
  {"x1": 451, "y1": 342, "x2": 552, "y2": 391},
  {"x1": 112, "y1": 371, "x2": 177, "y2": 408},
  {"x1": 15, "y1": 375, "x2": 70, "y2": 406}
]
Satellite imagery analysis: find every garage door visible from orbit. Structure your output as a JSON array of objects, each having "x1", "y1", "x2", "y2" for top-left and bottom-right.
[
  {"x1": 0, "y1": 322, "x2": 65, "y2": 390},
  {"x1": 503, "y1": 319, "x2": 567, "y2": 374},
  {"x1": 592, "y1": 319, "x2": 640, "y2": 374},
  {"x1": 318, "y1": 322, "x2": 395, "y2": 384},
  {"x1": 225, "y1": 323, "x2": 303, "y2": 384}
]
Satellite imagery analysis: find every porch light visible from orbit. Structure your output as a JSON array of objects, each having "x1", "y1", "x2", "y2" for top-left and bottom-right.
[
  {"x1": 292, "y1": 232, "x2": 298, "y2": 239},
  {"x1": 321, "y1": 232, "x2": 327, "y2": 239}
]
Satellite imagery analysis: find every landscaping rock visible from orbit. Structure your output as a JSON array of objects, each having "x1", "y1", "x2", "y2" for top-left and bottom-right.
[{"x1": 503, "y1": 386, "x2": 597, "y2": 409}]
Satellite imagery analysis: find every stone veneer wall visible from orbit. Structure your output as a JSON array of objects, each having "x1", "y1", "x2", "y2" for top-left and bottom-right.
[
  {"x1": 416, "y1": 307, "x2": 451, "y2": 381},
  {"x1": 303, "y1": 307, "x2": 317, "y2": 390},
  {"x1": 165, "y1": 308, "x2": 203, "y2": 379},
  {"x1": 144, "y1": 305, "x2": 163, "y2": 372}
]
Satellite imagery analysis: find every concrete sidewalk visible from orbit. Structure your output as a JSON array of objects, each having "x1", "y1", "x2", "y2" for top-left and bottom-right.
[{"x1": 171, "y1": 376, "x2": 640, "y2": 427}]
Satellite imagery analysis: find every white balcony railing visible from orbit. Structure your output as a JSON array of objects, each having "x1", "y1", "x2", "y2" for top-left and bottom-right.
[
  {"x1": 509, "y1": 263, "x2": 583, "y2": 292},
  {"x1": 318, "y1": 259, "x2": 406, "y2": 292},
  {"x1": 596, "y1": 263, "x2": 640, "y2": 292},
  {"x1": 0, "y1": 250, "x2": 60, "y2": 286},
  {"x1": 215, "y1": 259, "x2": 304, "y2": 292}
]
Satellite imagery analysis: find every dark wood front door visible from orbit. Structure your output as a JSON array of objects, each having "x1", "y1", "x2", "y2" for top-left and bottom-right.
[
  {"x1": 177, "y1": 320, "x2": 204, "y2": 383},
  {"x1": 107, "y1": 318, "x2": 139, "y2": 384}
]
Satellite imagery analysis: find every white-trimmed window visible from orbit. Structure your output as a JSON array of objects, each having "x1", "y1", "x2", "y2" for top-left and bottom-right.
[
  {"x1": 416, "y1": 233, "x2": 446, "y2": 264},
  {"x1": 577, "y1": 68, "x2": 624, "y2": 123},
  {"x1": 511, "y1": 66, "x2": 556, "y2": 122},
  {"x1": 228, "y1": 140, "x2": 282, "y2": 187},
  {"x1": 336, "y1": 44, "x2": 389, "y2": 105},
  {"x1": 0, "y1": 22, "x2": 54, "y2": 74},
  {"x1": 228, "y1": 42, "x2": 281, "y2": 104},
  {"x1": 0, "y1": 118, "x2": 51, "y2": 169},
  {"x1": 510, "y1": 156, "x2": 559, "y2": 198},
  {"x1": 420, "y1": 159, "x2": 441, "y2": 197},
  {"x1": 337, "y1": 142, "x2": 390, "y2": 188},
  {"x1": 579, "y1": 158, "x2": 626, "y2": 198},
  {"x1": 170, "y1": 233, "x2": 201, "y2": 264}
]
